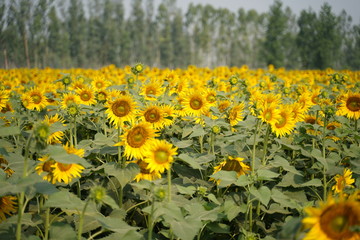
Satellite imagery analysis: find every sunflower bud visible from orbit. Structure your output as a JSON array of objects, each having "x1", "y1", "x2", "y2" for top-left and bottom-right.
[
  {"x1": 229, "y1": 76, "x2": 239, "y2": 86},
  {"x1": 197, "y1": 186, "x2": 207, "y2": 196},
  {"x1": 67, "y1": 103, "x2": 80, "y2": 116},
  {"x1": 62, "y1": 76, "x2": 72, "y2": 86},
  {"x1": 90, "y1": 186, "x2": 107, "y2": 203},
  {"x1": 211, "y1": 125, "x2": 221, "y2": 134},
  {"x1": 154, "y1": 187, "x2": 166, "y2": 201},
  {"x1": 131, "y1": 63, "x2": 144, "y2": 75}
]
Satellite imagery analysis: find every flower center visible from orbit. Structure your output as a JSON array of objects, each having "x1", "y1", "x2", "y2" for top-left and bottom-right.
[
  {"x1": 57, "y1": 163, "x2": 72, "y2": 171},
  {"x1": 145, "y1": 108, "x2": 160, "y2": 123},
  {"x1": 155, "y1": 150, "x2": 169, "y2": 164},
  {"x1": 346, "y1": 97, "x2": 360, "y2": 112},
  {"x1": 275, "y1": 114, "x2": 287, "y2": 128},
  {"x1": 127, "y1": 126, "x2": 148, "y2": 148},
  {"x1": 264, "y1": 111, "x2": 272, "y2": 121},
  {"x1": 112, "y1": 100, "x2": 130, "y2": 117},
  {"x1": 190, "y1": 97, "x2": 203, "y2": 110},
  {"x1": 146, "y1": 88, "x2": 156, "y2": 96},
  {"x1": 138, "y1": 160, "x2": 151, "y2": 174},
  {"x1": 80, "y1": 92, "x2": 91, "y2": 101},
  {"x1": 31, "y1": 94, "x2": 41, "y2": 104},
  {"x1": 96, "y1": 82, "x2": 103, "y2": 88},
  {"x1": 42, "y1": 160, "x2": 54, "y2": 172}
]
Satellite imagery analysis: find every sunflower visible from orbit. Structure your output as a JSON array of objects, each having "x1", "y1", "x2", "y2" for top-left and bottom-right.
[
  {"x1": 138, "y1": 104, "x2": 167, "y2": 130},
  {"x1": 143, "y1": 139, "x2": 178, "y2": 173},
  {"x1": 96, "y1": 89, "x2": 109, "y2": 103},
  {"x1": 21, "y1": 94, "x2": 34, "y2": 110},
  {"x1": 24, "y1": 87, "x2": 48, "y2": 111},
  {"x1": 259, "y1": 93, "x2": 282, "y2": 107},
  {"x1": 271, "y1": 106, "x2": 296, "y2": 137},
  {"x1": 297, "y1": 92, "x2": 315, "y2": 112},
  {"x1": 212, "y1": 156, "x2": 251, "y2": 180},
  {"x1": 76, "y1": 86, "x2": 96, "y2": 105},
  {"x1": 336, "y1": 92, "x2": 360, "y2": 120},
  {"x1": 51, "y1": 144, "x2": 85, "y2": 184},
  {"x1": 302, "y1": 194, "x2": 360, "y2": 240},
  {"x1": 133, "y1": 159, "x2": 162, "y2": 182},
  {"x1": 60, "y1": 92, "x2": 79, "y2": 109},
  {"x1": 35, "y1": 155, "x2": 55, "y2": 183},
  {"x1": 139, "y1": 79, "x2": 165, "y2": 100},
  {"x1": 289, "y1": 102, "x2": 306, "y2": 122},
  {"x1": 217, "y1": 100, "x2": 232, "y2": 113},
  {"x1": 204, "y1": 88, "x2": 217, "y2": 106},
  {"x1": 258, "y1": 103, "x2": 281, "y2": 125},
  {"x1": 181, "y1": 90, "x2": 210, "y2": 117},
  {"x1": 0, "y1": 196, "x2": 17, "y2": 222},
  {"x1": 117, "y1": 122, "x2": 158, "y2": 160},
  {"x1": 0, "y1": 90, "x2": 9, "y2": 111},
  {"x1": 228, "y1": 102, "x2": 245, "y2": 126},
  {"x1": 0, "y1": 155, "x2": 14, "y2": 176},
  {"x1": 332, "y1": 168, "x2": 355, "y2": 194},
  {"x1": 161, "y1": 104, "x2": 178, "y2": 127},
  {"x1": 43, "y1": 114, "x2": 65, "y2": 144},
  {"x1": 91, "y1": 76, "x2": 110, "y2": 91},
  {"x1": 105, "y1": 95, "x2": 138, "y2": 128}
]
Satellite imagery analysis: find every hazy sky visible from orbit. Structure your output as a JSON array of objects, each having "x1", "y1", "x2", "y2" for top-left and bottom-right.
[{"x1": 124, "y1": 0, "x2": 360, "y2": 23}]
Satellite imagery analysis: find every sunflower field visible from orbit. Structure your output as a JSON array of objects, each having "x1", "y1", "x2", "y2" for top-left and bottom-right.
[{"x1": 0, "y1": 64, "x2": 359, "y2": 240}]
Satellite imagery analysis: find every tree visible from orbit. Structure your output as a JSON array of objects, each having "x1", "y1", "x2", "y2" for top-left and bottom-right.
[{"x1": 262, "y1": 0, "x2": 289, "y2": 68}]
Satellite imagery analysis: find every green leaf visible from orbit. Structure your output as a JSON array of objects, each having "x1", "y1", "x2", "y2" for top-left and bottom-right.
[
  {"x1": 301, "y1": 178, "x2": 322, "y2": 187},
  {"x1": 95, "y1": 215, "x2": 139, "y2": 236},
  {"x1": 104, "y1": 162, "x2": 139, "y2": 187},
  {"x1": 177, "y1": 153, "x2": 203, "y2": 170},
  {"x1": 103, "y1": 195, "x2": 119, "y2": 209},
  {"x1": 188, "y1": 125, "x2": 206, "y2": 138},
  {"x1": 256, "y1": 169, "x2": 279, "y2": 181},
  {"x1": 93, "y1": 133, "x2": 114, "y2": 146},
  {"x1": 47, "y1": 145, "x2": 91, "y2": 168},
  {"x1": 0, "y1": 126, "x2": 20, "y2": 137},
  {"x1": 270, "y1": 156, "x2": 303, "y2": 176},
  {"x1": 271, "y1": 188, "x2": 297, "y2": 209},
  {"x1": 206, "y1": 222, "x2": 230, "y2": 234},
  {"x1": 176, "y1": 185, "x2": 196, "y2": 196},
  {"x1": 170, "y1": 217, "x2": 203, "y2": 240},
  {"x1": 209, "y1": 170, "x2": 238, "y2": 188},
  {"x1": 223, "y1": 200, "x2": 243, "y2": 221},
  {"x1": 234, "y1": 175, "x2": 252, "y2": 187},
  {"x1": 311, "y1": 148, "x2": 328, "y2": 169},
  {"x1": 49, "y1": 222, "x2": 76, "y2": 240},
  {"x1": 44, "y1": 190, "x2": 85, "y2": 212},
  {"x1": 207, "y1": 193, "x2": 221, "y2": 205},
  {"x1": 173, "y1": 140, "x2": 193, "y2": 148},
  {"x1": 250, "y1": 186, "x2": 271, "y2": 205}
]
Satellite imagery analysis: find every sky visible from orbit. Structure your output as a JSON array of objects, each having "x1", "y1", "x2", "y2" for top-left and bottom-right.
[{"x1": 124, "y1": 0, "x2": 360, "y2": 23}]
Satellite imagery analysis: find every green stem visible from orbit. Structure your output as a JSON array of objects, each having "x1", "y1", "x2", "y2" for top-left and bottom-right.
[
  {"x1": 322, "y1": 117, "x2": 328, "y2": 200},
  {"x1": 168, "y1": 167, "x2": 172, "y2": 202},
  {"x1": 117, "y1": 127, "x2": 124, "y2": 167},
  {"x1": 199, "y1": 135, "x2": 204, "y2": 153},
  {"x1": 16, "y1": 132, "x2": 33, "y2": 240},
  {"x1": 251, "y1": 119, "x2": 261, "y2": 175},
  {"x1": 118, "y1": 185, "x2": 123, "y2": 208},
  {"x1": 73, "y1": 116, "x2": 77, "y2": 148},
  {"x1": 77, "y1": 199, "x2": 90, "y2": 240},
  {"x1": 44, "y1": 207, "x2": 50, "y2": 240},
  {"x1": 261, "y1": 124, "x2": 271, "y2": 165},
  {"x1": 148, "y1": 197, "x2": 155, "y2": 240},
  {"x1": 355, "y1": 119, "x2": 358, "y2": 132}
]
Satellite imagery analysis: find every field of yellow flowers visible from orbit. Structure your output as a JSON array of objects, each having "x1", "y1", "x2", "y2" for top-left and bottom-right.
[{"x1": 0, "y1": 64, "x2": 359, "y2": 240}]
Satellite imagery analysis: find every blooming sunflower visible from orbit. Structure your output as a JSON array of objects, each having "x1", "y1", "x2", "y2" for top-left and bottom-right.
[
  {"x1": 105, "y1": 95, "x2": 138, "y2": 128},
  {"x1": 258, "y1": 103, "x2": 281, "y2": 125},
  {"x1": 140, "y1": 79, "x2": 165, "y2": 100},
  {"x1": 35, "y1": 155, "x2": 55, "y2": 183},
  {"x1": 139, "y1": 104, "x2": 166, "y2": 129},
  {"x1": 0, "y1": 90, "x2": 9, "y2": 111},
  {"x1": 212, "y1": 156, "x2": 251, "y2": 182},
  {"x1": 297, "y1": 92, "x2": 315, "y2": 112},
  {"x1": 181, "y1": 90, "x2": 210, "y2": 117},
  {"x1": 21, "y1": 94, "x2": 34, "y2": 110},
  {"x1": 60, "y1": 92, "x2": 79, "y2": 109},
  {"x1": 43, "y1": 114, "x2": 65, "y2": 144},
  {"x1": 91, "y1": 76, "x2": 110, "y2": 91},
  {"x1": 143, "y1": 139, "x2": 178, "y2": 173},
  {"x1": 332, "y1": 168, "x2": 355, "y2": 194},
  {"x1": 228, "y1": 102, "x2": 245, "y2": 126},
  {"x1": 116, "y1": 122, "x2": 158, "y2": 160},
  {"x1": 24, "y1": 87, "x2": 48, "y2": 111},
  {"x1": 133, "y1": 159, "x2": 162, "y2": 182},
  {"x1": 51, "y1": 144, "x2": 85, "y2": 184},
  {"x1": 336, "y1": 92, "x2": 360, "y2": 120},
  {"x1": 0, "y1": 196, "x2": 17, "y2": 222},
  {"x1": 302, "y1": 194, "x2": 360, "y2": 240},
  {"x1": 271, "y1": 106, "x2": 296, "y2": 137},
  {"x1": 76, "y1": 86, "x2": 96, "y2": 105},
  {"x1": 161, "y1": 104, "x2": 178, "y2": 127}
]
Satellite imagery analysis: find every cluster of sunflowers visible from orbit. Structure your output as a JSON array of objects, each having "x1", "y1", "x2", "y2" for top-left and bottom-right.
[{"x1": 0, "y1": 64, "x2": 359, "y2": 239}]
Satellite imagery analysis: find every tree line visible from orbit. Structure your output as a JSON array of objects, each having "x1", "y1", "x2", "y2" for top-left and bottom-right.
[{"x1": 1, "y1": 0, "x2": 360, "y2": 69}]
